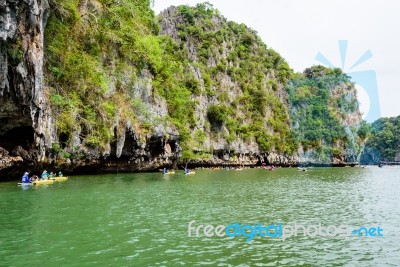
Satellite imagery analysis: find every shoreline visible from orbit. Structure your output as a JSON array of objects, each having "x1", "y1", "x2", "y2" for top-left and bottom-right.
[{"x1": 1, "y1": 162, "x2": 392, "y2": 182}]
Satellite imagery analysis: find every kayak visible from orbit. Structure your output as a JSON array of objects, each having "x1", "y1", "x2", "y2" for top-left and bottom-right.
[
  {"x1": 50, "y1": 176, "x2": 68, "y2": 182},
  {"x1": 18, "y1": 183, "x2": 33, "y2": 186},
  {"x1": 34, "y1": 179, "x2": 55, "y2": 185},
  {"x1": 18, "y1": 179, "x2": 55, "y2": 186},
  {"x1": 163, "y1": 171, "x2": 175, "y2": 175},
  {"x1": 185, "y1": 171, "x2": 196, "y2": 175}
]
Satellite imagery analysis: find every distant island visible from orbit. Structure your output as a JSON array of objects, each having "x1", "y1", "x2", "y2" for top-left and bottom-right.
[{"x1": 0, "y1": 1, "x2": 398, "y2": 179}]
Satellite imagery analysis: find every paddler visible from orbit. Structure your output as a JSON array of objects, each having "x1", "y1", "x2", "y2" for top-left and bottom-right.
[
  {"x1": 41, "y1": 170, "x2": 49, "y2": 180},
  {"x1": 21, "y1": 172, "x2": 30, "y2": 183}
]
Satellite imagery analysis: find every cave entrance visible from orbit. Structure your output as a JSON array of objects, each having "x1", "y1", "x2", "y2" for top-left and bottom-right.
[
  {"x1": 59, "y1": 132, "x2": 69, "y2": 149},
  {"x1": 147, "y1": 137, "x2": 164, "y2": 157},
  {"x1": 0, "y1": 126, "x2": 34, "y2": 151},
  {"x1": 168, "y1": 140, "x2": 176, "y2": 153}
]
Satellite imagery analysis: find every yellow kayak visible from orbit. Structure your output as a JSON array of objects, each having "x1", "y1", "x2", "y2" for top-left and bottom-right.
[
  {"x1": 18, "y1": 179, "x2": 55, "y2": 186},
  {"x1": 50, "y1": 176, "x2": 68, "y2": 182},
  {"x1": 185, "y1": 171, "x2": 196, "y2": 175},
  {"x1": 163, "y1": 171, "x2": 175, "y2": 175},
  {"x1": 33, "y1": 179, "x2": 55, "y2": 185}
]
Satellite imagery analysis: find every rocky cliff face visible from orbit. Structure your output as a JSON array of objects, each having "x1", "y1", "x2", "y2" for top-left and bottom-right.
[
  {"x1": 0, "y1": 0, "x2": 184, "y2": 178},
  {"x1": 287, "y1": 66, "x2": 364, "y2": 165},
  {"x1": 0, "y1": 0, "x2": 57, "y2": 173},
  {"x1": 0, "y1": 2, "x2": 366, "y2": 179},
  {"x1": 360, "y1": 116, "x2": 400, "y2": 164},
  {"x1": 158, "y1": 5, "x2": 297, "y2": 166},
  {"x1": 158, "y1": 5, "x2": 364, "y2": 166}
]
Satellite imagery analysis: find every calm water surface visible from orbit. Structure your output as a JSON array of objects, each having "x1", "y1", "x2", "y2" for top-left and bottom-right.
[{"x1": 0, "y1": 167, "x2": 399, "y2": 266}]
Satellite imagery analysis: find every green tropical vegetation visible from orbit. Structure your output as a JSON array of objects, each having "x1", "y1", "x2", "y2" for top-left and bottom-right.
[
  {"x1": 361, "y1": 116, "x2": 400, "y2": 163},
  {"x1": 286, "y1": 65, "x2": 365, "y2": 161},
  {"x1": 165, "y1": 3, "x2": 296, "y2": 155},
  {"x1": 45, "y1": 0, "x2": 197, "y2": 152},
  {"x1": 42, "y1": 1, "x2": 381, "y2": 164},
  {"x1": 44, "y1": 1, "x2": 295, "y2": 159}
]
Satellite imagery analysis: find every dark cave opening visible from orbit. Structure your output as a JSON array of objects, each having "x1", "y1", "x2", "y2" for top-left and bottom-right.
[
  {"x1": 0, "y1": 126, "x2": 34, "y2": 152},
  {"x1": 168, "y1": 140, "x2": 176, "y2": 153},
  {"x1": 108, "y1": 130, "x2": 141, "y2": 161},
  {"x1": 147, "y1": 137, "x2": 164, "y2": 157},
  {"x1": 59, "y1": 132, "x2": 69, "y2": 149}
]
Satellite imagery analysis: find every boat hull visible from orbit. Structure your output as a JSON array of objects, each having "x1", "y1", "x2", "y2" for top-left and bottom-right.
[
  {"x1": 50, "y1": 177, "x2": 68, "y2": 182},
  {"x1": 18, "y1": 179, "x2": 55, "y2": 186},
  {"x1": 33, "y1": 180, "x2": 55, "y2": 185}
]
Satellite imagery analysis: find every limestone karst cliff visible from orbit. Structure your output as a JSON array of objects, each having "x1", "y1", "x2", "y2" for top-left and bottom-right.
[{"x1": 0, "y1": 1, "x2": 367, "y2": 179}]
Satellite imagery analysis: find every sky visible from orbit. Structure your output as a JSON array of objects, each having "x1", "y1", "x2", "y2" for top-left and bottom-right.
[{"x1": 153, "y1": 0, "x2": 400, "y2": 120}]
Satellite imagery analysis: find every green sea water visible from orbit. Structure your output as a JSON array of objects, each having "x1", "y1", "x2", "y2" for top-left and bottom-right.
[{"x1": 0, "y1": 167, "x2": 399, "y2": 266}]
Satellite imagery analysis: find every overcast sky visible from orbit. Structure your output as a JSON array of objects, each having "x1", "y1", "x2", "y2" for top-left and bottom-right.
[{"x1": 153, "y1": 0, "x2": 400, "y2": 119}]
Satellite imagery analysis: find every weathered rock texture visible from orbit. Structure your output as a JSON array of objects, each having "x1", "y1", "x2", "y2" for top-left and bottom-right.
[
  {"x1": 0, "y1": 2, "x2": 366, "y2": 180},
  {"x1": 1, "y1": 0, "x2": 54, "y2": 165}
]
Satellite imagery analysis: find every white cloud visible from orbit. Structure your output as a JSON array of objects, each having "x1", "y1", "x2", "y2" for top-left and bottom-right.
[{"x1": 153, "y1": 0, "x2": 400, "y2": 117}]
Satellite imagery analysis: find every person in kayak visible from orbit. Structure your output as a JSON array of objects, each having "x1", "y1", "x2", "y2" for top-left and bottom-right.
[
  {"x1": 41, "y1": 170, "x2": 49, "y2": 180},
  {"x1": 21, "y1": 172, "x2": 30, "y2": 183},
  {"x1": 58, "y1": 171, "x2": 63, "y2": 177}
]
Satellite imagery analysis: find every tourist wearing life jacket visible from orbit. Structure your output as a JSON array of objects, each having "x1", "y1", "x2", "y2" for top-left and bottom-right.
[
  {"x1": 41, "y1": 170, "x2": 49, "y2": 180},
  {"x1": 21, "y1": 172, "x2": 30, "y2": 183}
]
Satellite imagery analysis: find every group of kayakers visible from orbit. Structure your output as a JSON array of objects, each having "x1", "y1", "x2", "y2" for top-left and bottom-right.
[
  {"x1": 21, "y1": 170, "x2": 64, "y2": 183},
  {"x1": 162, "y1": 167, "x2": 195, "y2": 175}
]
